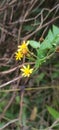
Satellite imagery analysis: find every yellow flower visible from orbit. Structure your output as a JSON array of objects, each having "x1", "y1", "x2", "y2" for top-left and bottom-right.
[
  {"x1": 15, "y1": 51, "x2": 23, "y2": 60},
  {"x1": 20, "y1": 65, "x2": 33, "y2": 77},
  {"x1": 18, "y1": 41, "x2": 28, "y2": 55}
]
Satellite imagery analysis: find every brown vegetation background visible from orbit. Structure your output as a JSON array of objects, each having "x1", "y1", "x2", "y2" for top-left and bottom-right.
[{"x1": 0, "y1": 0, "x2": 59, "y2": 130}]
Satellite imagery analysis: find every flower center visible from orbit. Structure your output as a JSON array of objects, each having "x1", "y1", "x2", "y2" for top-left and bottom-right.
[{"x1": 24, "y1": 69, "x2": 30, "y2": 75}]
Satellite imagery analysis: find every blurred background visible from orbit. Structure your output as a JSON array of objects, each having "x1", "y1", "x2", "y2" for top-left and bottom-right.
[{"x1": 0, "y1": 0, "x2": 59, "y2": 130}]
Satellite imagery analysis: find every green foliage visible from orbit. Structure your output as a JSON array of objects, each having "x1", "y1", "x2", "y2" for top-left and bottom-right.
[
  {"x1": 28, "y1": 25, "x2": 59, "y2": 70},
  {"x1": 47, "y1": 106, "x2": 59, "y2": 119},
  {"x1": 28, "y1": 40, "x2": 40, "y2": 48}
]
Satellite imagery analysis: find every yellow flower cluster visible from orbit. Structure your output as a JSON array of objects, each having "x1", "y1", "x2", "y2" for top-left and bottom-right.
[
  {"x1": 15, "y1": 41, "x2": 28, "y2": 61},
  {"x1": 15, "y1": 41, "x2": 33, "y2": 77}
]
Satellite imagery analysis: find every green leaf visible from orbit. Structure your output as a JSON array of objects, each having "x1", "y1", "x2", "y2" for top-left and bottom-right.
[
  {"x1": 47, "y1": 30, "x2": 54, "y2": 43},
  {"x1": 35, "y1": 58, "x2": 42, "y2": 70},
  {"x1": 28, "y1": 40, "x2": 40, "y2": 48},
  {"x1": 47, "y1": 106, "x2": 59, "y2": 119},
  {"x1": 40, "y1": 39, "x2": 52, "y2": 50},
  {"x1": 35, "y1": 57, "x2": 46, "y2": 70},
  {"x1": 53, "y1": 25, "x2": 59, "y2": 36},
  {"x1": 37, "y1": 48, "x2": 46, "y2": 59}
]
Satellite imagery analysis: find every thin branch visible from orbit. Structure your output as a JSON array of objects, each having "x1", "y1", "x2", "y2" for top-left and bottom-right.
[
  {"x1": 0, "y1": 86, "x2": 59, "y2": 93},
  {"x1": 0, "y1": 118, "x2": 19, "y2": 130},
  {"x1": 22, "y1": 16, "x2": 59, "y2": 40},
  {"x1": 0, "y1": 75, "x2": 22, "y2": 88}
]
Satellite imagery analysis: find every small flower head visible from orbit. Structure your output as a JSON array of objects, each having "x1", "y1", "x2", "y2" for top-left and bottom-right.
[
  {"x1": 15, "y1": 51, "x2": 23, "y2": 60},
  {"x1": 18, "y1": 41, "x2": 28, "y2": 55},
  {"x1": 20, "y1": 64, "x2": 33, "y2": 77}
]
